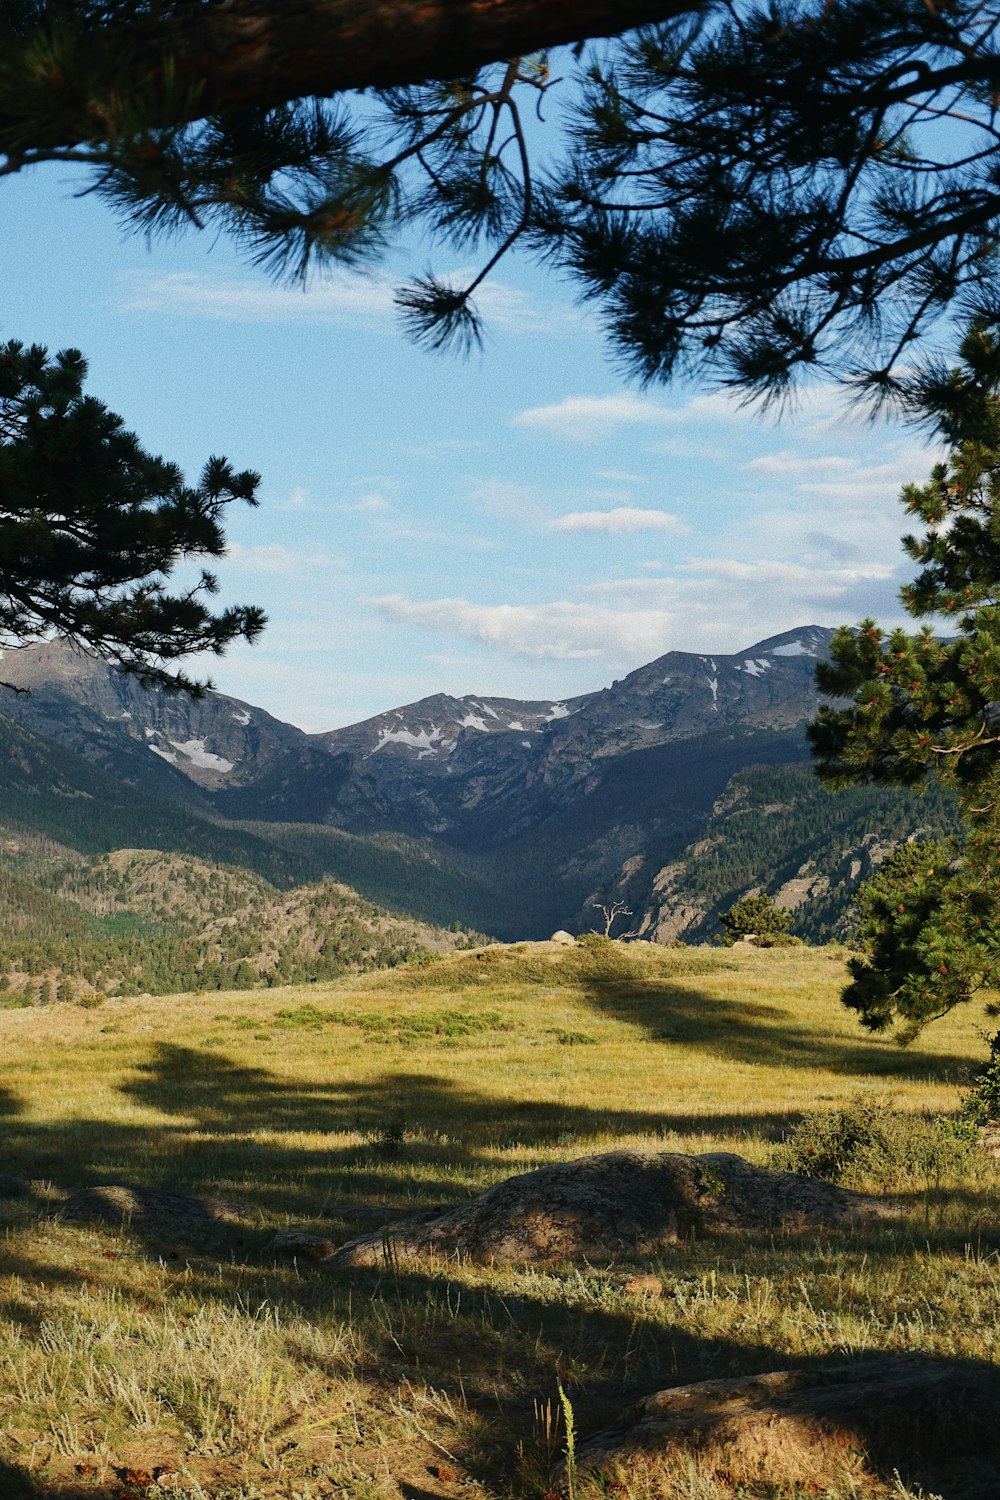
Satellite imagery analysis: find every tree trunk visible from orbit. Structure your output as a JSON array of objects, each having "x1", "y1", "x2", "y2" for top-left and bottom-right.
[{"x1": 9, "y1": 0, "x2": 698, "y2": 149}]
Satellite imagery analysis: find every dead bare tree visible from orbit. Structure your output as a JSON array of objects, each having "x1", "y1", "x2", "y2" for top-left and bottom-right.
[{"x1": 591, "y1": 900, "x2": 633, "y2": 939}]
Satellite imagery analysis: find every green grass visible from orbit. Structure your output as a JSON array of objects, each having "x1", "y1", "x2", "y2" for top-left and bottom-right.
[{"x1": 0, "y1": 942, "x2": 996, "y2": 1499}]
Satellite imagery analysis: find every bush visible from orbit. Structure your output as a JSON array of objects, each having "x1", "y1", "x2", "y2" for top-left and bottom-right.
[
  {"x1": 961, "y1": 1031, "x2": 1000, "y2": 1124},
  {"x1": 776, "y1": 1094, "x2": 974, "y2": 1187}
]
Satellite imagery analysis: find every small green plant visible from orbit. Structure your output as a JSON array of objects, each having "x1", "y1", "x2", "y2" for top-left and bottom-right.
[
  {"x1": 366, "y1": 1118, "x2": 406, "y2": 1159},
  {"x1": 548, "y1": 1028, "x2": 597, "y2": 1046},
  {"x1": 77, "y1": 992, "x2": 105, "y2": 1009},
  {"x1": 557, "y1": 1381, "x2": 577, "y2": 1500}
]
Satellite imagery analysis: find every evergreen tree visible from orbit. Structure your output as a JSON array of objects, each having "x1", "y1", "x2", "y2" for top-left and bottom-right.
[
  {"x1": 811, "y1": 319, "x2": 1000, "y2": 1036},
  {"x1": 0, "y1": 340, "x2": 265, "y2": 691},
  {"x1": 1, "y1": 3, "x2": 998, "y2": 395},
  {"x1": 719, "y1": 892, "x2": 791, "y2": 945}
]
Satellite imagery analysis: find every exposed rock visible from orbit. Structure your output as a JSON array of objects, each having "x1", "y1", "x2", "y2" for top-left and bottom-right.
[
  {"x1": 977, "y1": 1123, "x2": 1000, "y2": 1160},
  {"x1": 56, "y1": 1185, "x2": 253, "y2": 1226},
  {"x1": 325, "y1": 1150, "x2": 890, "y2": 1268},
  {"x1": 623, "y1": 1274, "x2": 663, "y2": 1299},
  {"x1": 270, "y1": 1230, "x2": 337, "y2": 1260},
  {"x1": 549, "y1": 930, "x2": 576, "y2": 946},
  {"x1": 571, "y1": 1356, "x2": 1000, "y2": 1492}
]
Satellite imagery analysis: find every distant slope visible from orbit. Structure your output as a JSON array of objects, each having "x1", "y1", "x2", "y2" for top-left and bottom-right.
[
  {"x1": 624, "y1": 762, "x2": 962, "y2": 943},
  {"x1": 0, "y1": 714, "x2": 489, "y2": 929},
  {"x1": 0, "y1": 849, "x2": 479, "y2": 1001}
]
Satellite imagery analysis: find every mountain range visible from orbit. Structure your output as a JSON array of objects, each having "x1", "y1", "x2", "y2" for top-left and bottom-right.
[{"x1": 0, "y1": 627, "x2": 959, "y2": 950}]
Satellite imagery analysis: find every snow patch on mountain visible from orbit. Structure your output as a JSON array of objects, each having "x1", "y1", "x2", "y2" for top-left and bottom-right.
[
  {"x1": 169, "y1": 739, "x2": 236, "y2": 773},
  {"x1": 770, "y1": 639, "x2": 816, "y2": 657},
  {"x1": 546, "y1": 703, "x2": 572, "y2": 721},
  {"x1": 148, "y1": 743, "x2": 178, "y2": 765},
  {"x1": 373, "y1": 725, "x2": 453, "y2": 755},
  {"x1": 739, "y1": 658, "x2": 773, "y2": 678},
  {"x1": 231, "y1": 710, "x2": 251, "y2": 726},
  {"x1": 459, "y1": 714, "x2": 490, "y2": 732}
]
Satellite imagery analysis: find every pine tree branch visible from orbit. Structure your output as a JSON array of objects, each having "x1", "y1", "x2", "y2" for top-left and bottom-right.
[{"x1": 0, "y1": 0, "x2": 703, "y2": 154}]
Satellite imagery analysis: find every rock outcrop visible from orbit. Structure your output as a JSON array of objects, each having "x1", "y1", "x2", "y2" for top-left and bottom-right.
[
  {"x1": 325, "y1": 1149, "x2": 891, "y2": 1268},
  {"x1": 572, "y1": 1356, "x2": 1000, "y2": 1494}
]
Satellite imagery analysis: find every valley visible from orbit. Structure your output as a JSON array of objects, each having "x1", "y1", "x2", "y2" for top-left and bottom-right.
[{"x1": 0, "y1": 629, "x2": 960, "y2": 993}]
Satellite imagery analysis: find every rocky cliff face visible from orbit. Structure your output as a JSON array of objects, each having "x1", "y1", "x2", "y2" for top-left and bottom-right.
[{"x1": 0, "y1": 641, "x2": 305, "y2": 798}]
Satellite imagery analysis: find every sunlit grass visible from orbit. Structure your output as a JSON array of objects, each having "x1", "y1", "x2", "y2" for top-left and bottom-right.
[{"x1": 0, "y1": 942, "x2": 995, "y2": 1498}]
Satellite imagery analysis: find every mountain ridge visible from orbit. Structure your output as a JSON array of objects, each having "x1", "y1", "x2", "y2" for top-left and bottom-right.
[{"x1": 1, "y1": 624, "x2": 956, "y2": 948}]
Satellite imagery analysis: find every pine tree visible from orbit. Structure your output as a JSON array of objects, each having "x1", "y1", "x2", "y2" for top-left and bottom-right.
[
  {"x1": 0, "y1": 339, "x2": 266, "y2": 692},
  {"x1": 810, "y1": 319, "x2": 1000, "y2": 1036},
  {"x1": 718, "y1": 892, "x2": 792, "y2": 946},
  {"x1": 2, "y1": 3, "x2": 999, "y2": 395}
]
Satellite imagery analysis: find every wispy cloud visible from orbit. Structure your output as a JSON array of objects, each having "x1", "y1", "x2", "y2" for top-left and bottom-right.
[
  {"x1": 367, "y1": 545, "x2": 907, "y2": 669},
  {"x1": 368, "y1": 592, "x2": 675, "y2": 660},
  {"x1": 121, "y1": 269, "x2": 395, "y2": 325},
  {"x1": 121, "y1": 268, "x2": 575, "y2": 336},
  {"x1": 462, "y1": 478, "x2": 544, "y2": 519},
  {"x1": 743, "y1": 451, "x2": 856, "y2": 477},
  {"x1": 338, "y1": 490, "x2": 393, "y2": 514},
  {"x1": 548, "y1": 506, "x2": 687, "y2": 535},
  {"x1": 273, "y1": 486, "x2": 313, "y2": 512},
  {"x1": 514, "y1": 393, "x2": 678, "y2": 441},
  {"x1": 225, "y1": 541, "x2": 344, "y2": 574}
]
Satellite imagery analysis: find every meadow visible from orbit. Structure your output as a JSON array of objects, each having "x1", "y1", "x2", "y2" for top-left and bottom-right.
[{"x1": 0, "y1": 940, "x2": 996, "y2": 1500}]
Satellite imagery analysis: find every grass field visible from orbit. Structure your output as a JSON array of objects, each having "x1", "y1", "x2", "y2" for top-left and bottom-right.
[{"x1": 0, "y1": 941, "x2": 997, "y2": 1500}]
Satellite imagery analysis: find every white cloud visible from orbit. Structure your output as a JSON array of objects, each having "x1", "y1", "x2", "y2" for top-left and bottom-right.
[
  {"x1": 121, "y1": 269, "x2": 396, "y2": 325},
  {"x1": 366, "y1": 539, "x2": 905, "y2": 666},
  {"x1": 514, "y1": 393, "x2": 679, "y2": 441},
  {"x1": 596, "y1": 468, "x2": 648, "y2": 484},
  {"x1": 743, "y1": 452, "x2": 856, "y2": 477},
  {"x1": 225, "y1": 542, "x2": 342, "y2": 574},
  {"x1": 367, "y1": 593, "x2": 677, "y2": 660},
  {"x1": 122, "y1": 268, "x2": 574, "y2": 336},
  {"x1": 274, "y1": 486, "x2": 312, "y2": 512},
  {"x1": 462, "y1": 478, "x2": 543, "y2": 519},
  {"x1": 339, "y1": 490, "x2": 392, "y2": 514},
  {"x1": 548, "y1": 507, "x2": 687, "y2": 535}
]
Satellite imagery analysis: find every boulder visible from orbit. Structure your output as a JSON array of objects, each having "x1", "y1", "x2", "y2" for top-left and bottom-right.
[
  {"x1": 325, "y1": 1149, "x2": 891, "y2": 1268},
  {"x1": 270, "y1": 1230, "x2": 337, "y2": 1260},
  {"x1": 571, "y1": 1356, "x2": 1000, "y2": 1493},
  {"x1": 549, "y1": 930, "x2": 576, "y2": 946}
]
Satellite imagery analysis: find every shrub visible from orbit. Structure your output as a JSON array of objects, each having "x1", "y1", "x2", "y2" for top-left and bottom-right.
[
  {"x1": 776, "y1": 1094, "x2": 974, "y2": 1187},
  {"x1": 961, "y1": 1031, "x2": 1000, "y2": 1124}
]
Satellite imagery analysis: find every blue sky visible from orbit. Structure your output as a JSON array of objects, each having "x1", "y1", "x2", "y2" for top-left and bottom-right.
[{"x1": 5, "y1": 162, "x2": 938, "y2": 730}]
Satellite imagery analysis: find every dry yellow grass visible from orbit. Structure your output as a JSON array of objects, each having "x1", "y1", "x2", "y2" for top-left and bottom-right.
[{"x1": 0, "y1": 942, "x2": 996, "y2": 1500}]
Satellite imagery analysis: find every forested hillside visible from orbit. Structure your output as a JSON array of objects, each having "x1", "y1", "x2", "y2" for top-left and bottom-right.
[
  {"x1": 0, "y1": 848, "x2": 480, "y2": 1004},
  {"x1": 632, "y1": 764, "x2": 961, "y2": 944}
]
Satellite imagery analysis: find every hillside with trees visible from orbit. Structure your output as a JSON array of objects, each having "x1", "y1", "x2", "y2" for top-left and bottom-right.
[{"x1": 0, "y1": 847, "x2": 480, "y2": 1005}]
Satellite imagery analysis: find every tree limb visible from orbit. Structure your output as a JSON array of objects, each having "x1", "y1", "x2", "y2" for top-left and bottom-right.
[{"x1": 3, "y1": 0, "x2": 703, "y2": 152}]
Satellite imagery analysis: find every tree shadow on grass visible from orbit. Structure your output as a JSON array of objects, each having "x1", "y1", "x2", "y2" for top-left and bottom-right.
[
  {"x1": 9, "y1": 1042, "x2": 810, "y2": 1223},
  {"x1": 2, "y1": 1046, "x2": 998, "y2": 1498},
  {"x1": 577, "y1": 973, "x2": 975, "y2": 1081}
]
